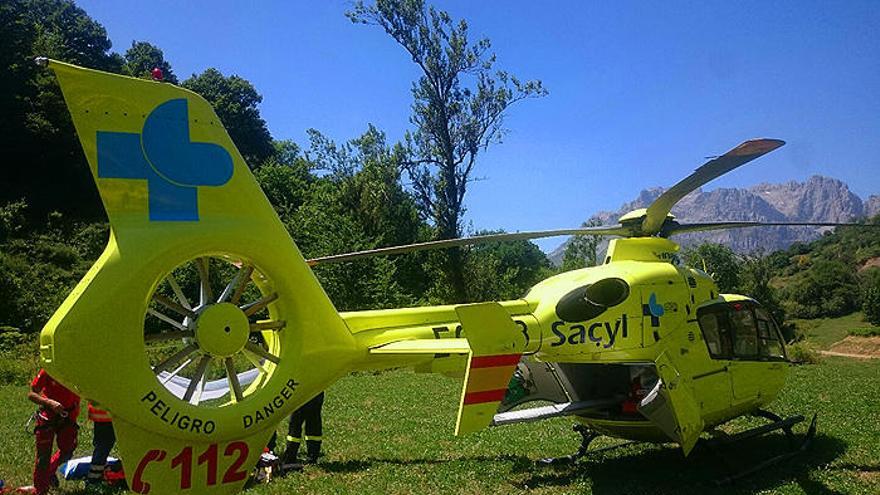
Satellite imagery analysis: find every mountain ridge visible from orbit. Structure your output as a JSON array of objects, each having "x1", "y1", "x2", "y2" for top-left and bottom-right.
[{"x1": 549, "y1": 175, "x2": 879, "y2": 264}]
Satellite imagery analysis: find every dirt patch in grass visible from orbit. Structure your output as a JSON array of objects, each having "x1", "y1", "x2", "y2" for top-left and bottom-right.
[
  {"x1": 855, "y1": 469, "x2": 880, "y2": 483},
  {"x1": 858, "y1": 256, "x2": 880, "y2": 272},
  {"x1": 828, "y1": 336, "x2": 880, "y2": 358}
]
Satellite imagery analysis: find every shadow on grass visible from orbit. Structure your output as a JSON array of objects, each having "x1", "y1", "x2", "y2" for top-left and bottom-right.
[
  {"x1": 319, "y1": 453, "x2": 533, "y2": 474},
  {"x1": 517, "y1": 433, "x2": 847, "y2": 495},
  {"x1": 316, "y1": 432, "x2": 847, "y2": 495}
]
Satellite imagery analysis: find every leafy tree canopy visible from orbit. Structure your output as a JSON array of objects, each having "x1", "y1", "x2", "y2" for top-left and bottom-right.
[
  {"x1": 121, "y1": 40, "x2": 178, "y2": 84},
  {"x1": 347, "y1": 0, "x2": 547, "y2": 302},
  {"x1": 682, "y1": 243, "x2": 741, "y2": 293},
  {"x1": 182, "y1": 68, "x2": 274, "y2": 168},
  {"x1": 1, "y1": 0, "x2": 123, "y2": 220},
  {"x1": 561, "y1": 218, "x2": 604, "y2": 272},
  {"x1": 465, "y1": 230, "x2": 552, "y2": 301}
]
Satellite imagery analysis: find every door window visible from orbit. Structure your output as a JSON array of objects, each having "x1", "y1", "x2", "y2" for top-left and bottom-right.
[
  {"x1": 729, "y1": 303, "x2": 758, "y2": 358},
  {"x1": 754, "y1": 307, "x2": 786, "y2": 360}
]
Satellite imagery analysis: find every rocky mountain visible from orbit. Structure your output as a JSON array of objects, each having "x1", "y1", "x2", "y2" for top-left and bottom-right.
[
  {"x1": 549, "y1": 175, "x2": 875, "y2": 264},
  {"x1": 867, "y1": 195, "x2": 880, "y2": 218}
]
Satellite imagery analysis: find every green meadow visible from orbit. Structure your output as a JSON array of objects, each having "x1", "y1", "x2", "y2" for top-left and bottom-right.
[{"x1": 1, "y1": 354, "x2": 878, "y2": 494}]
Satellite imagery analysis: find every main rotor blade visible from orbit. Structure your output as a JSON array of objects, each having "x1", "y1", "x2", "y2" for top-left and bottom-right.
[
  {"x1": 642, "y1": 139, "x2": 785, "y2": 235},
  {"x1": 665, "y1": 221, "x2": 879, "y2": 237},
  {"x1": 306, "y1": 225, "x2": 629, "y2": 266}
]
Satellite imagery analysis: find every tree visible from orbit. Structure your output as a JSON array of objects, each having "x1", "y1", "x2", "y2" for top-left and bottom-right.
[
  {"x1": 253, "y1": 159, "x2": 313, "y2": 219},
  {"x1": 562, "y1": 218, "x2": 604, "y2": 271},
  {"x1": 121, "y1": 41, "x2": 178, "y2": 84},
  {"x1": 269, "y1": 139, "x2": 302, "y2": 168},
  {"x1": 2, "y1": 0, "x2": 124, "y2": 221},
  {"x1": 682, "y1": 243, "x2": 741, "y2": 293},
  {"x1": 182, "y1": 68, "x2": 274, "y2": 167},
  {"x1": 24, "y1": 0, "x2": 122, "y2": 72},
  {"x1": 303, "y1": 126, "x2": 431, "y2": 301},
  {"x1": 740, "y1": 253, "x2": 786, "y2": 327},
  {"x1": 255, "y1": 126, "x2": 431, "y2": 310},
  {"x1": 465, "y1": 231, "x2": 551, "y2": 301},
  {"x1": 782, "y1": 259, "x2": 858, "y2": 318},
  {"x1": 860, "y1": 268, "x2": 880, "y2": 326},
  {"x1": 347, "y1": 0, "x2": 547, "y2": 302}
]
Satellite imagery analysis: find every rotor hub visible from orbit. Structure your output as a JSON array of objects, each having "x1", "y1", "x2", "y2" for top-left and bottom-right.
[{"x1": 195, "y1": 302, "x2": 250, "y2": 358}]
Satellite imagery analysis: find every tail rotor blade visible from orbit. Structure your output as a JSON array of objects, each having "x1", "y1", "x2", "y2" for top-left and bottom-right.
[{"x1": 642, "y1": 139, "x2": 785, "y2": 235}]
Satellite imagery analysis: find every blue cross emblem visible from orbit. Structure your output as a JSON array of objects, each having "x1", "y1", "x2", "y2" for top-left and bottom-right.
[
  {"x1": 96, "y1": 99, "x2": 233, "y2": 221},
  {"x1": 648, "y1": 293, "x2": 665, "y2": 317}
]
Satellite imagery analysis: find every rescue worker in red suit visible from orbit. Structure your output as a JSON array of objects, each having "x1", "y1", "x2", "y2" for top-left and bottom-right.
[
  {"x1": 86, "y1": 402, "x2": 115, "y2": 484},
  {"x1": 28, "y1": 369, "x2": 80, "y2": 494}
]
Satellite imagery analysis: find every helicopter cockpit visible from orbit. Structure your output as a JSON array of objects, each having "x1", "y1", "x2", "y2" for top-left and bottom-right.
[{"x1": 696, "y1": 299, "x2": 788, "y2": 362}]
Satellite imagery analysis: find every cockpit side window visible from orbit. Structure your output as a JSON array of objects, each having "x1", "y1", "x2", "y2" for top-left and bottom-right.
[{"x1": 697, "y1": 307, "x2": 733, "y2": 359}]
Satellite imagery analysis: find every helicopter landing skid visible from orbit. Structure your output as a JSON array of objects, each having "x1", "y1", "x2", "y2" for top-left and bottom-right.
[
  {"x1": 537, "y1": 424, "x2": 637, "y2": 466},
  {"x1": 708, "y1": 410, "x2": 818, "y2": 485}
]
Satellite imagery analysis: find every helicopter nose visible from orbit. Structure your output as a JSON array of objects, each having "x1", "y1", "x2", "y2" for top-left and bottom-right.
[{"x1": 555, "y1": 278, "x2": 630, "y2": 322}]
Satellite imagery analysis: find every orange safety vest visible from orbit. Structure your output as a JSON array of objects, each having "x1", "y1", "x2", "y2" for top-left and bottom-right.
[{"x1": 88, "y1": 402, "x2": 112, "y2": 423}]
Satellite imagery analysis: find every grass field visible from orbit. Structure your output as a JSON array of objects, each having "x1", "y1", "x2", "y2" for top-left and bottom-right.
[
  {"x1": 1, "y1": 356, "x2": 879, "y2": 495},
  {"x1": 790, "y1": 312, "x2": 877, "y2": 349},
  {"x1": 2, "y1": 313, "x2": 879, "y2": 494}
]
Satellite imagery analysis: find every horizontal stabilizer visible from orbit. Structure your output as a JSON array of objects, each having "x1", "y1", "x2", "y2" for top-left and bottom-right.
[
  {"x1": 492, "y1": 397, "x2": 622, "y2": 426},
  {"x1": 369, "y1": 339, "x2": 470, "y2": 355}
]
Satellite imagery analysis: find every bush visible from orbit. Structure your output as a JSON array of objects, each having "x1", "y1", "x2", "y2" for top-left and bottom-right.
[
  {"x1": 782, "y1": 259, "x2": 859, "y2": 318},
  {"x1": 0, "y1": 332, "x2": 39, "y2": 385},
  {"x1": 0, "y1": 225, "x2": 97, "y2": 332},
  {"x1": 779, "y1": 322, "x2": 800, "y2": 344},
  {"x1": 787, "y1": 341, "x2": 822, "y2": 365},
  {"x1": 860, "y1": 269, "x2": 880, "y2": 326},
  {"x1": 0, "y1": 199, "x2": 28, "y2": 241},
  {"x1": 849, "y1": 327, "x2": 880, "y2": 337},
  {"x1": 0, "y1": 326, "x2": 32, "y2": 351}
]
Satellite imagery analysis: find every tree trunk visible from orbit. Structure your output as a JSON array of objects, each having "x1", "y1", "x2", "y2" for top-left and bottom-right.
[{"x1": 445, "y1": 247, "x2": 468, "y2": 303}]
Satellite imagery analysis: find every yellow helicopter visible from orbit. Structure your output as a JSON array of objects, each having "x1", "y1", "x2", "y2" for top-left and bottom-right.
[{"x1": 37, "y1": 59, "x2": 869, "y2": 494}]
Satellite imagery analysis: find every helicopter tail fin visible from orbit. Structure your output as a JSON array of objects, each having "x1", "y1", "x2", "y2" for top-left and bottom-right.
[
  {"x1": 453, "y1": 303, "x2": 523, "y2": 435},
  {"x1": 40, "y1": 58, "x2": 356, "y2": 406},
  {"x1": 44, "y1": 58, "x2": 285, "y2": 234}
]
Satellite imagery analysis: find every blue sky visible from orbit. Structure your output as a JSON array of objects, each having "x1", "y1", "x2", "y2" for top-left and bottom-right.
[{"x1": 77, "y1": 0, "x2": 879, "y2": 252}]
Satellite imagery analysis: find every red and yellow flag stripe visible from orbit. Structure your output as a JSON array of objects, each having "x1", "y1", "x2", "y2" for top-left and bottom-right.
[
  {"x1": 461, "y1": 354, "x2": 521, "y2": 405},
  {"x1": 456, "y1": 352, "x2": 521, "y2": 435}
]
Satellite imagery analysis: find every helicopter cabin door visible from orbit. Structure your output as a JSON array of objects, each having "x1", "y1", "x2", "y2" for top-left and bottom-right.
[
  {"x1": 697, "y1": 300, "x2": 789, "y2": 410},
  {"x1": 638, "y1": 351, "x2": 704, "y2": 455},
  {"x1": 725, "y1": 301, "x2": 788, "y2": 407}
]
